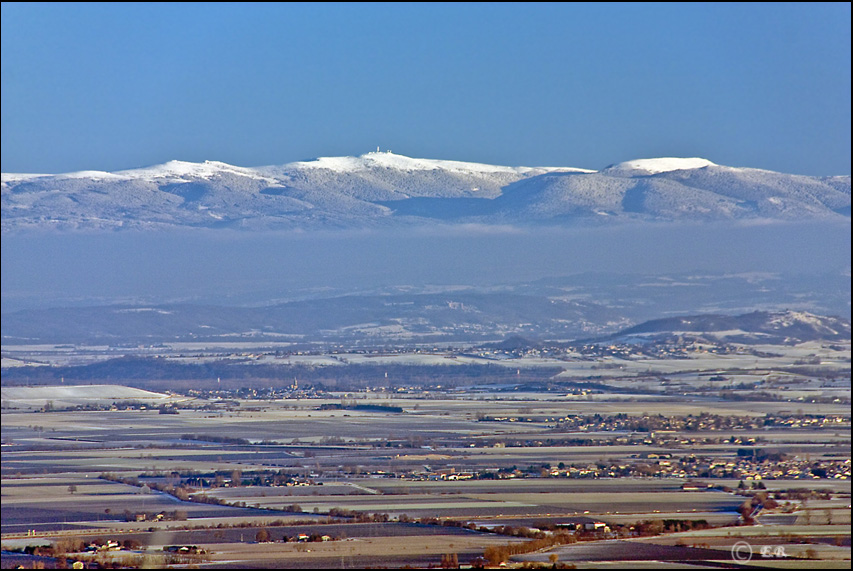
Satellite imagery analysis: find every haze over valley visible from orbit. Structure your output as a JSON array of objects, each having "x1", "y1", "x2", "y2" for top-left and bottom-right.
[{"x1": 2, "y1": 153, "x2": 850, "y2": 338}]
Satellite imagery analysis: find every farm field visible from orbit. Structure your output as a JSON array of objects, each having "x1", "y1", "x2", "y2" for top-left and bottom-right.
[{"x1": 2, "y1": 342, "x2": 850, "y2": 568}]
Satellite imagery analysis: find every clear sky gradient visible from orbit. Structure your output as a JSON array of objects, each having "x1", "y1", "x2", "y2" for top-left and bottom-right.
[{"x1": 2, "y1": 2, "x2": 850, "y2": 176}]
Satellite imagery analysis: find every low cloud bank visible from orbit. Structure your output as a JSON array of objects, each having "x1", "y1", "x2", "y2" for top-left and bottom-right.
[{"x1": 2, "y1": 220, "x2": 849, "y2": 312}]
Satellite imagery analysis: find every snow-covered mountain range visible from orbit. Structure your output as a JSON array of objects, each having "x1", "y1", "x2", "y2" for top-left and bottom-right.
[{"x1": 2, "y1": 152, "x2": 849, "y2": 232}]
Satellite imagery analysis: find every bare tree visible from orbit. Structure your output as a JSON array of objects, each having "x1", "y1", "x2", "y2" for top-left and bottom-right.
[{"x1": 255, "y1": 528, "x2": 271, "y2": 543}]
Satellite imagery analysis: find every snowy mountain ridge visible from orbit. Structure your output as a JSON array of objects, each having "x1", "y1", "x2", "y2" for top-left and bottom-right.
[
  {"x1": 3, "y1": 151, "x2": 596, "y2": 181},
  {"x1": 2, "y1": 152, "x2": 849, "y2": 232}
]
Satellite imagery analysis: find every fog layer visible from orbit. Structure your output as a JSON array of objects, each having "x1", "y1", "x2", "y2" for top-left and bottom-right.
[{"x1": 2, "y1": 221, "x2": 849, "y2": 312}]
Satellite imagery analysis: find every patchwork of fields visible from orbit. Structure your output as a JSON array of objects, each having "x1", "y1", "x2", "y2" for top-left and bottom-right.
[{"x1": 2, "y1": 340, "x2": 850, "y2": 568}]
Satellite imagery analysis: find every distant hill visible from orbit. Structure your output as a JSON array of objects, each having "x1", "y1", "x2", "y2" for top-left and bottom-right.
[
  {"x1": 1, "y1": 384, "x2": 170, "y2": 410},
  {"x1": 2, "y1": 273, "x2": 850, "y2": 346},
  {"x1": 0, "y1": 292, "x2": 626, "y2": 345},
  {"x1": 2, "y1": 152, "x2": 849, "y2": 232},
  {"x1": 605, "y1": 310, "x2": 851, "y2": 345}
]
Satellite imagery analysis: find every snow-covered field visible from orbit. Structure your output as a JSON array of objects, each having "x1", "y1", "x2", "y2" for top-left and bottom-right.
[{"x1": 1, "y1": 384, "x2": 171, "y2": 409}]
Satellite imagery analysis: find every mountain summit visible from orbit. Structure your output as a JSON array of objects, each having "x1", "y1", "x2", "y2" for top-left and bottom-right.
[
  {"x1": 603, "y1": 157, "x2": 718, "y2": 174},
  {"x1": 2, "y1": 152, "x2": 849, "y2": 232}
]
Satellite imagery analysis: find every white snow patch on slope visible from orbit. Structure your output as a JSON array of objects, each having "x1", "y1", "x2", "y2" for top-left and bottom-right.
[
  {"x1": 1, "y1": 385, "x2": 168, "y2": 401},
  {"x1": 768, "y1": 311, "x2": 834, "y2": 331},
  {"x1": 115, "y1": 160, "x2": 279, "y2": 183},
  {"x1": 3, "y1": 161, "x2": 280, "y2": 184},
  {"x1": 113, "y1": 308, "x2": 174, "y2": 315},
  {"x1": 287, "y1": 151, "x2": 594, "y2": 175},
  {"x1": 55, "y1": 170, "x2": 126, "y2": 181},
  {"x1": 1, "y1": 173, "x2": 53, "y2": 183},
  {"x1": 608, "y1": 157, "x2": 718, "y2": 174}
]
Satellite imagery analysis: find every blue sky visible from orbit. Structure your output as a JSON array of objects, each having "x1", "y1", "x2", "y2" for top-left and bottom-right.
[{"x1": 2, "y1": 2, "x2": 850, "y2": 175}]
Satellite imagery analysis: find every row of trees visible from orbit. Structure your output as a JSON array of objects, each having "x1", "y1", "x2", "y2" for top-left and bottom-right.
[
  {"x1": 483, "y1": 532, "x2": 577, "y2": 566},
  {"x1": 254, "y1": 528, "x2": 333, "y2": 543}
]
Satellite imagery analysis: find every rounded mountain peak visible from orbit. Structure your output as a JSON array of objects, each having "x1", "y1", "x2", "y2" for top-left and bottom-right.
[{"x1": 603, "y1": 157, "x2": 717, "y2": 175}]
